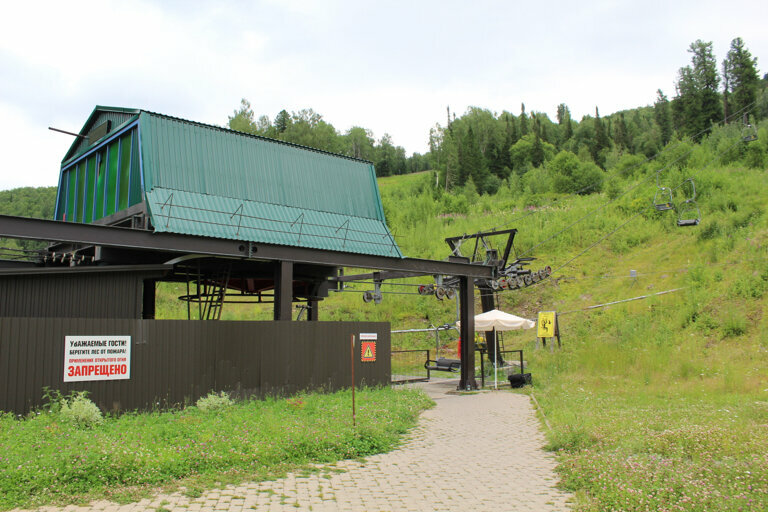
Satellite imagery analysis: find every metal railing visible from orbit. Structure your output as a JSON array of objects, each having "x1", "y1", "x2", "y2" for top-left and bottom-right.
[
  {"x1": 391, "y1": 349, "x2": 431, "y2": 384},
  {"x1": 154, "y1": 195, "x2": 400, "y2": 253},
  {"x1": 475, "y1": 348, "x2": 525, "y2": 388}
]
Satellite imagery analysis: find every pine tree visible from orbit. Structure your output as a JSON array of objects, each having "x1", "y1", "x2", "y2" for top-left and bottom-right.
[
  {"x1": 722, "y1": 37, "x2": 760, "y2": 122},
  {"x1": 519, "y1": 103, "x2": 529, "y2": 136},
  {"x1": 563, "y1": 118, "x2": 573, "y2": 141},
  {"x1": 675, "y1": 40, "x2": 722, "y2": 139},
  {"x1": 613, "y1": 113, "x2": 630, "y2": 151},
  {"x1": 654, "y1": 90, "x2": 673, "y2": 146},
  {"x1": 459, "y1": 127, "x2": 489, "y2": 191},
  {"x1": 274, "y1": 110, "x2": 290, "y2": 134},
  {"x1": 504, "y1": 112, "x2": 519, "y2": 146},
  {"x1": 557, "y1": 103, "x2": 573, "y2": 143},
  {"x1": 443, "y1": 131, "x2": 460, "y2": 191},
  {"x1": 592, "y1": 107, "x2": 610, "y2": 167},
  {"x1": 530, "y1": 133, "x2": 544, "y2": 168}
]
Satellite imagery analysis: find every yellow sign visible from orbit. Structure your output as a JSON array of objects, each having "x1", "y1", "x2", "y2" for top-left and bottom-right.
[{"x1": 537, "y1": 311, "x2": 556, "y2": 338}]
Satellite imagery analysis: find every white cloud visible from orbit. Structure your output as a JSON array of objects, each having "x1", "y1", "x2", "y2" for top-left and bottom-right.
[{"x1": 1, "y1": 0, "x2": 767, "y2": 189}]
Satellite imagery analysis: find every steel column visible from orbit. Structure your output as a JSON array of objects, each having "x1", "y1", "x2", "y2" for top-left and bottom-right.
[
  {"x1": 307, "y1": 300, "x2": 319, "y2": 321},
  {"x1": 458, "y1": 276, "x2": 477, "y2": 390},
  {"x1": 274, "y1": 261, "x2": 293, "y2": 320}
]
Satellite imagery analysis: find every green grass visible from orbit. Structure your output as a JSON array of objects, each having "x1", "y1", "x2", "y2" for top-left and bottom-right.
[{"x1": 0, "y1": 387, "x2": 432, "y2": 510}]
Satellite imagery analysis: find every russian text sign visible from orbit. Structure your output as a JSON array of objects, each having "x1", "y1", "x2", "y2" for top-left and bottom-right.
[{"x1": 64, "y1": 335, "x2": 131, "y2": 382}]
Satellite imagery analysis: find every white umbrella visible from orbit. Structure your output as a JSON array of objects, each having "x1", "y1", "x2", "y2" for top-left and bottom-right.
[
  {"x1": 471, "y1": 309, "x2": 536, "y2": 331},
  {"x1": 457, "y1": 309, "x2": 536, "y2": 389}
]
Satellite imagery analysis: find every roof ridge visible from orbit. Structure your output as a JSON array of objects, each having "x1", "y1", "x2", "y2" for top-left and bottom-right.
[{"x1": 140, "y1": 109, "x2": 375, "y2": 165}]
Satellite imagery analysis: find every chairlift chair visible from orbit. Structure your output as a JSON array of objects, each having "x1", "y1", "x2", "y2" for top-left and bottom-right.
[
  {"x1": 742, "y1": 124, "x2": 758, "y2": 143},
  {"x1": 654, "y1": 171, "x2": 675, "y2": 211},
  {"x1": 742, "y1": 114, "x2": 758, "y2": 143},
  {"x1": 676, "y1": 178, "x2": 700, "y2": 227},
  {"x1": 676, "y1": 200, "x2": 701, "y2": 227}
]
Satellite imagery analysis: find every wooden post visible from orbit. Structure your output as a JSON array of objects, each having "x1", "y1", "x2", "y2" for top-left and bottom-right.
[{"x1": 351, "y1": 334, "x2": 356, "y2": 427}]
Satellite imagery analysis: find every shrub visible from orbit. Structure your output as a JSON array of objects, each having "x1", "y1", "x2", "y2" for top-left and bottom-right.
[
  {"x1": 58, "y1": 391, "x2": 103, "y2": 427},
  {"x1": 196, "y1": 391, "x2": 234, "y2": 412},
  {"x1": 612, "y1": 153, "x2": 647, "y2": 178},
  {"x1": 548, "y1": 150, "x2": 604, "y2": 194},
  {"x1": 697, "y1": 220, "x2": 721, "y2": 241},
  {"x1": 605, "y1": 176, "x2": 623, "y2": 200},
  {"x1": 743, "y1": 143, "x2": 766, "y2": 169},
  {"x1": 721, "y1": 314, "x2": 747, "y2": 338}
]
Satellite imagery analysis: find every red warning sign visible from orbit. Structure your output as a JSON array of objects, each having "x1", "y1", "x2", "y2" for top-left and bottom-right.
[{"x1": 361, "y1": 341, "x2": 376, "y2": 362}]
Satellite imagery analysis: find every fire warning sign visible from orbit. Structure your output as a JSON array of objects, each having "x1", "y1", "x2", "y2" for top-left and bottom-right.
[
  {"x1": 360, "y1": 333, "x2": 377, "y2": 362},
  {"x1": 64, "y1": 335, "x2": 131, "y2": 382}
]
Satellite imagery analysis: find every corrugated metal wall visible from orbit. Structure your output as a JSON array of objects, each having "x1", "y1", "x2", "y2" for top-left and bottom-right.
[
  {"x1": 0, "y1": 319, "x2": 390, "y2": 415},
  {"x1": 0, "y1": 272, "x2": 146, "y2": 318}
]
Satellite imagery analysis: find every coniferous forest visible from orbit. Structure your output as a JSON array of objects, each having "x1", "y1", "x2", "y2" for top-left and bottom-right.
[{"x1": 227, "y1": 37, "x2": 767, "y2": 190}]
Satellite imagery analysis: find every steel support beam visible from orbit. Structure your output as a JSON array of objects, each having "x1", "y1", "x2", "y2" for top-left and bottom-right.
[
  {"x1": 273, "y1": 261, "x2": 293, "y2": 320},
  {"x1": 334, "y1": 257, "x2": 474, "y2": 282},
  {"x1": 458, "y1": 276, "x2": 478, "y2": 390},
  {"x1": 307, "y1": 300, "x2": 319, "y2": 321},
  {"x1": 0, "y1": 215, "x2": 494, "y2": 279}
]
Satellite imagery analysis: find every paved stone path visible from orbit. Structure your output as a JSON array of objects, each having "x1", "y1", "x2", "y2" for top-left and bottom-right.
[{"x1": 30, "y1": 380, "x2": 572, "y2": 512}]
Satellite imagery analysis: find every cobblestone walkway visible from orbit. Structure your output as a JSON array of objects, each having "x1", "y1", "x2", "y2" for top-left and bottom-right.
[{"x1": 31, "y1": 380, "x2": 572, "y2": 512}]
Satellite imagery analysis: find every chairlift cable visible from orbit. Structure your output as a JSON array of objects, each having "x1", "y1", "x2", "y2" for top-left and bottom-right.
[{"x1": 558, "y1": 287, "x2": 686, "y2": 315}]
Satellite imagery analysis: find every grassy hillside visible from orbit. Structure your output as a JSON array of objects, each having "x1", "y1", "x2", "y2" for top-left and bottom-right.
[{"x1": 373, "y1": 157, "x2": 768, "y2": 508}]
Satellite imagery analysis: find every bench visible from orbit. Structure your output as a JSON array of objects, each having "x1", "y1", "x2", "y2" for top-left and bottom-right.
[{"x1": 424, "y1": 357, "x2": 461, "y2": 373}]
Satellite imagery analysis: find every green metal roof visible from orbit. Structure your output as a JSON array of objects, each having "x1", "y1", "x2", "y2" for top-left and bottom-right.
[
  {"x1": 146, "y1": 188, "x2": 399, "y2": 256},
  {"x1": 137, "y1": 110, "x2": 401, "y2": 258}
]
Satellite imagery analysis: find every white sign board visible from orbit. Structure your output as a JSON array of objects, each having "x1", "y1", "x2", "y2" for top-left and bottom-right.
[
  {"x1": 64, "y1": 335, "x2": 131, "y2": 382},
  {"x1": 360, "y1": 332, "x2": 378, "y2": 341}
]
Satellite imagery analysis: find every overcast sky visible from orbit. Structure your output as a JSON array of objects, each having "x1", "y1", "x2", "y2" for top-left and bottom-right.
[{"x1": 1, "y1": 0, "x2": 766, "y2": 190}]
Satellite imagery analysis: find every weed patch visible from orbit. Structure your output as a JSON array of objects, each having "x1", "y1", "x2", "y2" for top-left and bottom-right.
[{"x1": 0, "y1": 387, "x2": 432, "y2": 510}]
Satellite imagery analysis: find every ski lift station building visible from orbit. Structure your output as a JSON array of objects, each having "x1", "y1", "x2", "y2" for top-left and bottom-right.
[
  {"x1": 54, "y1": 106, "x2": 401, "y2": 258},
  {"x1": 0, "y1": 106, "x2": 490, "y2": 414}
]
